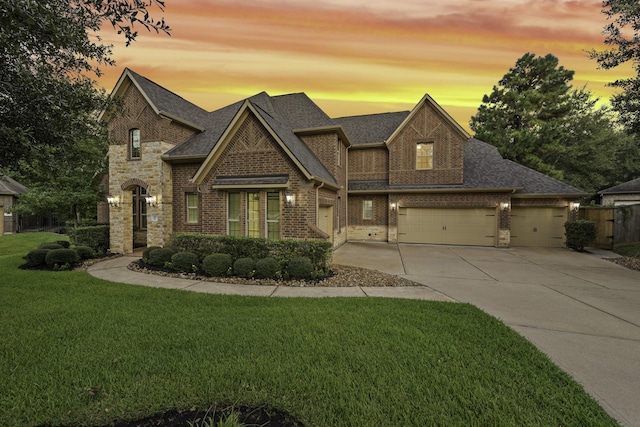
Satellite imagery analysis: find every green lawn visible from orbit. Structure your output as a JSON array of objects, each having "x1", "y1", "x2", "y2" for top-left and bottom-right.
[
  {"x1": 0, "y1": 233, "x2": 619, "y2": 426},
  {"x1": 614, "y1": 243, "x2": 640, "y2": 257}
]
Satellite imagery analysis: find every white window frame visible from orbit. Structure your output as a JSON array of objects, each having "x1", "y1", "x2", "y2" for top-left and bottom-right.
[{"x1": 363, "y1": 199, "x2": 373, "y2": 220}]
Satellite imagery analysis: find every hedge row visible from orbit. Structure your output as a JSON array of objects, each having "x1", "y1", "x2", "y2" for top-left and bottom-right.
[
  {"x1": 143, "y1": 246, "x2": 322, "y2": 280},
  {"x1": 565, "y1": 220, "x2": 597, "y2": 252},
  {"x1": 168, "y1": 233, "x2": 333, "y2": 272},
  {"x1": 67, "y1": 225, "x2": 110, "y2": 256}
]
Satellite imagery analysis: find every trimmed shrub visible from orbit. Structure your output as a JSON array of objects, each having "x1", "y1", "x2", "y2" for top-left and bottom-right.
[
  {"x1": 255, "y1": 257, "x2": 279, "y2": 279},
  {"x1": 287, "y1": 257, "x2": 313, "y2": 280},
  {"x1": 67, "y1": 225, "x2": 109, "y2": 255},
  {"x1": 56, "y1": 240, "x2": 71, "y2": 248},
  {"x1": 24, "y1": 249, "x2": 50, "y2": 268},
  {"x1": 75, "y1": 246, "x2": 96, "y2": 260},
  {"x1": 39, "y1": 242, "x2": 63, "y2": 250},
  {"x1": 168, "y1": 233, "x2": 332, "y2": 270},
  {"x1": 565, "y1": 220, "x2": 597, "y2": 252},
  {"x1": 143, "y1": 246, "x2": 162, "y2": 263},
  {"x1": 147, "y1": 248, "x2": 175, "y2": 267},
  {"x1": 170, "y1": 251, "x2": 199, "y2": 273},
  {"x1": 45, "y1": 248, "x2": 80, "y2": 269},
  {"x1": 234, "y1": 257, "x2": 256, "y2": 278},
  {"x1": 202, "y1": 253, "x2": 232, "y2": 277}
]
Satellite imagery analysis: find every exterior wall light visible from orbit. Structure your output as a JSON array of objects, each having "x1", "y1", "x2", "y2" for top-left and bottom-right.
[
  {"x1": 107, "y1": 195, "x2": 120, "y2": 208},
  {"x1": 145, "y1": 195, "x2": 157, "y2": 207},
  {"x1": 285, "y1": 189, "x2": 294, "y2": 207},
  {"x1": 390, "y1": 202, "x2": 397, "y2": 211},
  {"x1": 500, "y1": 201, "x2": 510, "y2": 211},
  {"x1": 570, "y1": 202, "x2": 580, "y2": 212}
]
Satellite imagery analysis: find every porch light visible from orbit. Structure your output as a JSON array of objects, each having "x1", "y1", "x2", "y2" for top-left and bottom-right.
[
  {"x1": 145, "y1": 195, "x2": 157, "y2": 207},
  {"x1": 107, "y1": 195, "x2": 120, "y2": 208},
  {"x1": 285, "y1": 189, "x2": 294, "y2": 207},
  {"x1": 570, "y1": 202, "x2": 580, "y2": 212},
  {"x1": 390, "y1": 202, "x2": 397, "y2": 211},
  {"x1": 500, "y1": 201, "x2": 510, "y2": 211}
]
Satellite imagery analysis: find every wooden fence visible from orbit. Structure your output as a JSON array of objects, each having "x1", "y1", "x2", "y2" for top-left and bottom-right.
[{"x1": 580, "y1": 205, "x2": 640, "y2": 249}]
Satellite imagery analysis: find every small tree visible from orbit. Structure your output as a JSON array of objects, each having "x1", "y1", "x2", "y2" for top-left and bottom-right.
[{"x1": 564, "y1": 220, "x2": 597, "y2": 252}]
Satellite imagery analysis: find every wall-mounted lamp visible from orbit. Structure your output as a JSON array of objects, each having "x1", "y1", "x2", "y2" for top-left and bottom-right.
[
  {"x1": 145, "y1": 195, "x2": 157, "y2": 207},
  {"x1": 285, "y1": 189, "x2": 294, "y2": 207},
  {"x1": 570, "y1": 202, "x2": 580, "y2": 212},
  {"x1": 107, "y1": 195, "x2": 120, "y2": 208},
  {"x1": 390, "y1": 202, "x2": 397, "y2": 211},
  {"x1": 500, "y1": 201, "x2": 510, "y2": 211}
]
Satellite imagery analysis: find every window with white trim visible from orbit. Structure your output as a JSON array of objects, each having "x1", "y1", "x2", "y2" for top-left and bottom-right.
[
  {"x1": 363, "y1": 199, "x2": 373, "y2": 220},
  {"x1": 130, "y1": 129, "x2": 141, "y2": 159},
  {"x1": 247, "y1": 192, "x2": 260, "y2": 238},
  {"x1": 416, "y1": 142, "x2": 433, "y2": 170},
  {"x1": 266, "y1": 191, "x2": 280, "y2": 239},
  {"x1": 228, "y1": 192, "x2": 240, "y2": 236},
  {"x1": 186, "y1": 193, "x2": 198, "y2": 224}
]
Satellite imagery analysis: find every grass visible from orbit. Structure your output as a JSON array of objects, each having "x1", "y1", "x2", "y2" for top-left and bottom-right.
[
  {"x1": 0, "y1": 233, "x2": 619, "y2": 427},
  {"x1": 614, "y1": 243, "x2": 640, "y2": 257}
]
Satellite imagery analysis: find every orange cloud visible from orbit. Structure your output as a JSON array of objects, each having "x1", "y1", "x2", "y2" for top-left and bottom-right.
[{"x1": 96, "y1": 0, "x2": 633, "y2": 130}]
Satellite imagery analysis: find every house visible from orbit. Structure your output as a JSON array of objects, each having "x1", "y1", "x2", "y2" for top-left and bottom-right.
[
  {"x1": 103, "y1": 69, "x2": 585, "y2": 254},
  {"x1": 599, "y1": 178, "x2": 640, "y2": 206},
  {"x1": 0, "y1": 175, "x2": 27, "y2": 234}
]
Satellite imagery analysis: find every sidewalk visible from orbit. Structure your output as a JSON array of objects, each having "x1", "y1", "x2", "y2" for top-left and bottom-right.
[{"x1": 86, "y1": 253, "x2": 454, "y2": 301}]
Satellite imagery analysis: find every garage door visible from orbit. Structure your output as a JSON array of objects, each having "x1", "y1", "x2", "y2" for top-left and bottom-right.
[
  {"x1": 510, "y1": 207, "x2": 566, "y2": 247},
  {"x1": 398, "y1": 208, "x2": 497, "y2": 246}
]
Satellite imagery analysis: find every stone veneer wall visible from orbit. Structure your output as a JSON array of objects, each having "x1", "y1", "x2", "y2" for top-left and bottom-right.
[{"x1": 108, "y1": 141, "x2": 174, "y2": 253}]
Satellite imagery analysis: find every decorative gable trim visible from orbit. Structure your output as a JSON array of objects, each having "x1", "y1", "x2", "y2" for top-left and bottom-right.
[
  {"x1": 99, "y1": 69, "x2": 204, "y2": 131},
  {"x1": 190, "y1": 101, "x2": 338, "y2": 190},
  {"x1": 385, "y1": 94, "x2": 470, "y2": 145}
]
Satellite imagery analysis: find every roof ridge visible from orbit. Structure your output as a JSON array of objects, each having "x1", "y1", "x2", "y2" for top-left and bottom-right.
[
  {"x1": 334, "y1": 110, "x2": 410, "y2": 120},
  {"x1": 126, "y1": 68, "x2": 208, "y2": 114}
]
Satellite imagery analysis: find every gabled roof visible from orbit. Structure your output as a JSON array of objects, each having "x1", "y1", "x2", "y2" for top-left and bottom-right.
[
  {"x1": 598, "y1": 177, "x2": 640, "y2": 195},
  {"x1": 334, "y1": 112, "x2": 409, "y2": 146},
  {"x1": 0, "y1": 175, "x2": 27, "y2": 196},
  {"x1": 101, "y1": 68, "x2": 209, "y2": 130}
]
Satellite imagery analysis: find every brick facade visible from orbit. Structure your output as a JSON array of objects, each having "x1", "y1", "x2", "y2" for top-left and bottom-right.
[{"x1": 387, "y1": 102, "x2": 465, "y2": 186}]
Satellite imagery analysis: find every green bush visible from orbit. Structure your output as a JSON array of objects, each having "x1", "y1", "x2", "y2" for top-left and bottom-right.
[
  {"x1": 75, "y1": 246, "x2": 96, "y2": 260},
  {"x1": 147, "y1": 248, "x2": 175, "y2": 267},
  {"x1": 169, "y1": 233, "x2": 332, "y2": 270},
  {"x1": 234, "y1": 257, "x2": 256, "y2": 278},
  {"x1": 56, "y1": 240, "x2": 70, "y2": 248},
  {"x1": 255, "y1": 257, "x2": 280, "y2": 279},
  {"x1": 170, "y1": 251, "x2": 199, "y2": 273},
  {"x1": 202, "y1": 253, "x2": 233, "y2": 277},
  {"x1": 39, "y1": 242, "x2": 63, "y2": 250},
  {"x1": 24, "y1": 249, "x2": 50, "y2": 267},
  {"x1": 45, "y1": 248, "x2": 80, "y2": 270},
  {"x1": 565, "y1": 220, "x2": 597, "y2": 252},
  {"x1": 142, "y1": 246, "x2": 162, "y2": 263},
  {"x1": 67, "y1": 225, "x2": 109, "y2": 255},
  {"x1": 287, "y1": 257, "x2": 313, "y2": 280}
]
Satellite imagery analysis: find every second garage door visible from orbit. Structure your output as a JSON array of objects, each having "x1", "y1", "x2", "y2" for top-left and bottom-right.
[
  {"x1": 510, "y1": 207, "x2": 566, "y2": 247},
  {"x1": 398, "y1": 207, "x2": 497, "y2": 246}
]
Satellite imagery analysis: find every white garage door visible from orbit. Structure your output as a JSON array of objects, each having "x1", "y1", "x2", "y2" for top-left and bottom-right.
[
  {"x1": 398, "y1": 208, "x2": 497, "y2": 246},
  {"x1": 510, "y1": 207, "x2": 566, "y2": 247}
]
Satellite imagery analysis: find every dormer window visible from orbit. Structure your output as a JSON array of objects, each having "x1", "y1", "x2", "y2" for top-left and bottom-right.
[
  {"x1": 416, "y1": 142, "x2": 433, "y2": 170},
  {"x1": 130, "y1": 129, "x2": 141, "y2": 159}
]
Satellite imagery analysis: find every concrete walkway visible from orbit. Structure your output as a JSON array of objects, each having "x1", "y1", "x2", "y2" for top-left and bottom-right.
[{"x1": 87, "y1": 243, "x2": 640, "y2": 426}]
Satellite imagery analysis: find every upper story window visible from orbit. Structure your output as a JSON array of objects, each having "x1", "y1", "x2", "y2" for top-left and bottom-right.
[
  {"x1": 130, "y1": 129, "x2": 141, "y2": 159},
  {"x1": 337, "y1": 138, "x2": 342, "y2": 167},
  {"x1": 416, "y1": 142, "x2": 433, "y2": 170}
]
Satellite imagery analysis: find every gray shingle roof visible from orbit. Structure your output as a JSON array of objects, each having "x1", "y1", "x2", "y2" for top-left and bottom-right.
[
  {"x1": 599, "y1": 177, "x2": 640, "y2": 194},
  {"x1": 127, "y1": 69, "x2": 210, "y2": 129},
  {"x1": 334, "y1": 112, "x2": 409, "y2": 145},
  {"x1": 348, "y1": 139, "x2": 585, "y2": 195},
  {"x1": 0, "y1": 175, "x2": 27, "y2": 196}
]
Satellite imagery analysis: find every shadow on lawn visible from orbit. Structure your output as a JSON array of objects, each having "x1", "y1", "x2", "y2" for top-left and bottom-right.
[{"x1": 37, "y1": 405, "x2": 305, "y2": 427}]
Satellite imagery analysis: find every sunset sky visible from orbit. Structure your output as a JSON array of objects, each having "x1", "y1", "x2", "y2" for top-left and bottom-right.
[{"x1": 96, "y1": 0, "x2": 634, "y2": 131}]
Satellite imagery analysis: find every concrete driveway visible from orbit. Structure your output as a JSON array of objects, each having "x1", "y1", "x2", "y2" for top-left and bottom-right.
[{"x1": 333, "y1": 242, "x2": 640, "y2": 427}]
